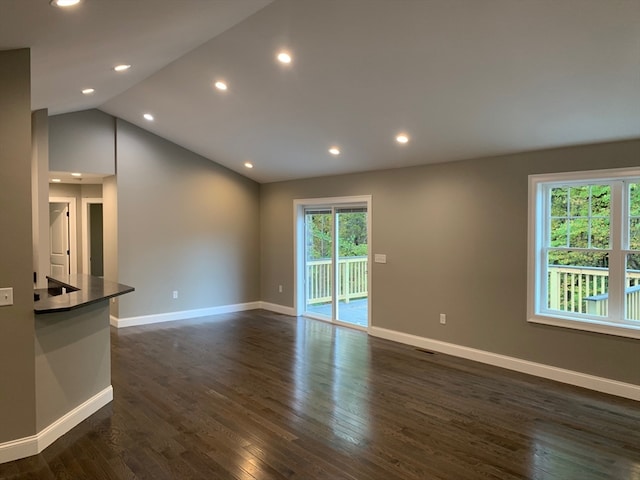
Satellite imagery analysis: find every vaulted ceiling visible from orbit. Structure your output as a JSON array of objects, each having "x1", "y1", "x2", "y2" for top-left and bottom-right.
[{"x1": 2, "y1": 0, "x2": 639, "y2": 183}]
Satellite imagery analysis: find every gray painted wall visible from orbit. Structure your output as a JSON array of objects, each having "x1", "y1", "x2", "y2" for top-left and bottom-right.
[
  {"x1": 116, "y1": 119, "x2": 261, "y2": 319},
  {"x1": 47, "y1": 111, "x2": 262, "y2": 319},
  {"x1": 49, "y1": 109, "x2": 115, "y2": 175},
  {"x1": 35, "y1": 301, "x2": 111, "y2": 431},
  {"x1": 260, "y1": 139, "x2": 640, "y2": 386},
  {"x1": 0, "y1": 49, "x2": 36, "y2": 443}
]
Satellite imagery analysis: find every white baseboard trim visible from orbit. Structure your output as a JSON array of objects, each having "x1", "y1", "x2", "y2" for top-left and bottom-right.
[
  {"x1": 0, "y1": 434, "x2": 37, "y2": 465},
  {"x1": 37, "y1": 386, "x2": 113, "y2": 452},
  {"x1": 0, "y1": 386, "x2": 113, "y2": 464},
  {"x1": 112, "y1": 302, "x2": 261, "y2": 328},
  {"x1": 258, "y1": 302, "x2": 296, "y2": 316},
  {"x1": 369, "y1": 326, "x2": 640, "y2": 402}
]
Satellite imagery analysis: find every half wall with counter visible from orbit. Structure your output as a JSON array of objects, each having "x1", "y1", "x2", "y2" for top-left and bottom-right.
[{"x1": 33, "y1": 275, "x2": 133, "y2": 452}]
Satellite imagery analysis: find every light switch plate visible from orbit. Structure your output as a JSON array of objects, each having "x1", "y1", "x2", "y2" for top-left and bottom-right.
[
  {"x1": 0, "y1": 288, "x2": 14, "y2": 306},
  {"x1": 374, "y1": 254, "x2": 387, "y2": 264}
]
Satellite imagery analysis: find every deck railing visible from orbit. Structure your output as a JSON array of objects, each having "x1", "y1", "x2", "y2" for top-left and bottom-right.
[
  {"x1": 306, "y1": 257, "x2": 368, "y2": 305},
  {"x1": 548, "y1": 265, "x2": 640, "y2": 319},
  {"x1": 306, "y1": 260, "x2": 640, "y2": 318}
]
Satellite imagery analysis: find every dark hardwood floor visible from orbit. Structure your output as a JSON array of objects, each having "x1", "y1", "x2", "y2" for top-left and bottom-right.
[{"x1": 2, "y1": 310, "x2": 639, "y2": 479}]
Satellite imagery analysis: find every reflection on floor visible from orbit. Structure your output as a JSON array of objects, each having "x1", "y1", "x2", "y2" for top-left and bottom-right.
[
  {"x1": 306, "y1": 298, "x2": 368, "y2": 327},
  {"x1": 2, "y1": 311, "x2": 639, "y2": 479}
]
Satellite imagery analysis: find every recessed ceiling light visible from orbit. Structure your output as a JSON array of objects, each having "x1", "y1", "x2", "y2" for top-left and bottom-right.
[
  {"x1": 277, "y1": 51, "x2": 292, "y2": 64},
  {"x1": 329, "y1": 147, "x2": 341, "y2": 156},
  {"x1": 51, "y1": 178, "x2": 62, "y2": 183},
  {"x1": 214, "y1": 81, "x2": 228, "y2": 91},
  {"x1": 114, "y1": 64, "x2": 131, "y2": 72},
  {"x1": 244, "y1": 162, "x2": 254, "y2": 169},
  {"x1": 396, "y1": 133, "x2": 409, "y2": 144},
  {"x1": 50, "y1": 0, "x2": 81, "y2": 7},
  {"x1": 143, "y1": 113, "x2": 154, "y2": 121},
  {"x1": 81, "y1": 88, "x2": 95, "y2": 95},
  {"x1": 71, "y1": 172, "x2": 82, "y2": 177}
]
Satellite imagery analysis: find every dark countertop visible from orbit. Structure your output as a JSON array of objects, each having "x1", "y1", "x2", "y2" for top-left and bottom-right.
[{"x1": 34, "y1": 274, "x2": 134, "y2": 314}]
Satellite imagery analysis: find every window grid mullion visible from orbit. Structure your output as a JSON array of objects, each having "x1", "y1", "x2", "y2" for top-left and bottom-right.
[
  {"x1": 607, "y1": 181, "x2": 624, "y2": 320},
  {"x1": 540, "y1": 186, "x2": 551, "y2": 311}
]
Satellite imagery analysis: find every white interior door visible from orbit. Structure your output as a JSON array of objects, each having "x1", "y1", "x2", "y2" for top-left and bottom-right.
[{"x1": 50, "y1": 202, "x2": 70, "y2": 277}]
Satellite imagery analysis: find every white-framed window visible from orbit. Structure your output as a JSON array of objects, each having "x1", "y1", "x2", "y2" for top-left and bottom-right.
[{"x1": 528, "y1": 167, "x2": 640, "y2": 339}]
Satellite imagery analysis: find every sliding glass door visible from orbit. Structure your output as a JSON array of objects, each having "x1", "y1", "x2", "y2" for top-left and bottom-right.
[
  {"x1": 335, "y1": 208, "x2": 368, "y2": 326},
  {"x1": 304, "y1": 205, "x2": 368, "y2": 328},
  {"x1": 305, "y1": 209, "x2": 334, "y2": 319}
]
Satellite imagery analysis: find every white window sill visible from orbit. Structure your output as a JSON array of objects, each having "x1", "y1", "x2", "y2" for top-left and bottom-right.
[{"x1": 528, "y1": 314, "x2": 640, "y2": 340}]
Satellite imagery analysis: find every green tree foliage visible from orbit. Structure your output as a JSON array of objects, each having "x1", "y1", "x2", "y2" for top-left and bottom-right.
[
  {"x1": 549, "y1": 182, "x2": 640, "y2": 270},
  {"x1": 306, "y1": 213, "x2": 333, "y2": 259},
  {"x1": 338, "y1": 212, "x2": 368, "y2": 257},
  {"x1": 630, "y1": 183, "x2": 640, "y2": 251},
  {"x1": 306, "y1": 212, "x2": 368, "y2": 259},
  {"x1": 547, "y1": 183, "x2": 640, "y2": 313},
  {"x1": 549, "y1": 184, "x2": 610, "y2": 268}
]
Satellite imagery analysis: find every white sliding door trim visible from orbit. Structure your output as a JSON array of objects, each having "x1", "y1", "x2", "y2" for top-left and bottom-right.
[{"x1": 293, "y1": 195, "x2": 372, "y2": 327}]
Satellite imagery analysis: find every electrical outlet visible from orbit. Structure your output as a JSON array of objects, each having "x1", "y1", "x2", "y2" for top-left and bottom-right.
[
  {"x1": 172, "y1": 290, "x2": 179, "y2": 299},
  {"x1": 439, "y1": 313, "x2": 446, "y2": 325},
  {"x1": 278, "y1": 285, "x2": 283, "y2": 293}
]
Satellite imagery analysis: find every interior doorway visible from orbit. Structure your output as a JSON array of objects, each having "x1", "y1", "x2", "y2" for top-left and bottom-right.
[
  {"x1": 295, "y1": 196, "x2": 371, "y2": 329},
  {"x1": 49, "y1": 197, "x2": 77, "y2": 276},
  {"x1": 82, "y1": 198, "x2": 104, "y2": 276}
]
